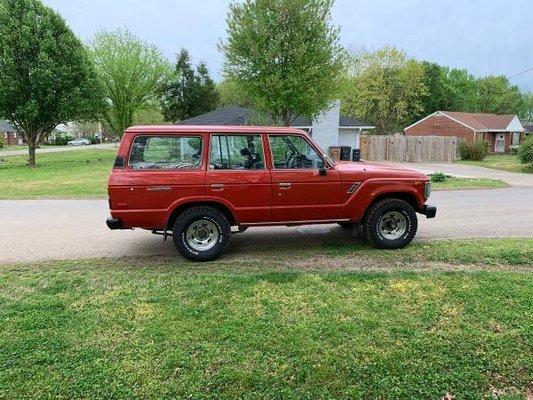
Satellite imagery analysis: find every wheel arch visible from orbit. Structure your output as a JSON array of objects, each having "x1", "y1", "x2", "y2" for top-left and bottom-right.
[
  {"x1": 166, "y1": 201, "x2": 237, "y2": 230},
  {"x1": 360, "y1": 191, "x2": 420, "y2": 223}
]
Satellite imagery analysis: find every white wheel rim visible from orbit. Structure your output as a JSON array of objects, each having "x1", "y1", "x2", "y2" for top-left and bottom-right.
[
  {"x1": 378, "y1": 211, "x2": 407, "y2": 240},
  {"x1": 186, "y1": 219, "x2": 219, "y2": 252}
]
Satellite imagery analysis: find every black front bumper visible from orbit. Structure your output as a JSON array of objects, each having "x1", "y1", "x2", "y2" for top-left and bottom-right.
[
  {"x1": 106, "y1": 217, "x2": 123, "y2": 230},
  {"x1": 420, "y1": 205, "x2": 437, "y2": 219}
]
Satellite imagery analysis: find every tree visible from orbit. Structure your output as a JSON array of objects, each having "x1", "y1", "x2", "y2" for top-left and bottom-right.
[
  {"x1": 90, "y1": 28, "x2": 170, "y2": 136},
  {"x1": 342, "y1": 46, "x2": 427, "y2": 133},
  {"x1": 446, "y1": 68, "x2": 478, "y2": 112},
  {"x1": 0, "y1": 0, "x2": 104, "y2": 166},
  {"x1": 418, "y1": 62, "x2": 455, "y2": 117},
  {"x1": 520, "y1": 92, "x2": 533, "y2": 121},
  {"x1": 160, "y1": 49, "x2": 219, "y2": 122},
  {"x1": 217, "y1": 79, "x2": 252, "y2": 108},
  {"x1": 221, "y1": 0, "x2": 346, "y2": 126},
  {"x1": 475, "y1": 75, "x2": 524, "y2": 115}
]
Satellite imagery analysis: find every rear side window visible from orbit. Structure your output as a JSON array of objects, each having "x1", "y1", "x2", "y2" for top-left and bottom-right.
[
  {"x1": 209, "y1": 135, "x2": 265, "y2": 170},
  {"x1": 129, "y1": 136, "x2": 202, "y2": 170}
]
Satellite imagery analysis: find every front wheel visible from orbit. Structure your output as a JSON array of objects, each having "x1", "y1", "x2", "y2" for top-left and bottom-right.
[
  {"x1": 173, "y1": 206, "x2": 231, "y2": 261},
  {"x1": 363, "y1": 198, "x2": 417, "y2": 249}
]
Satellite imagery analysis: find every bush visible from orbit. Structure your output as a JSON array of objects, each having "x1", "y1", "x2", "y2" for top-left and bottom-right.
[
  {"x1": 509, "y1": 145, "x2": 520, "y2": 155},
  {"x1": 517, "y1": 136, "x2": 533, "y2": 167},
  {"x1": 459, "y1": 140, "x2": 489, "y2": 161},
  {"x1": 87, "y1": 134, "x2": 100, "y2": 145},
  {"x1": 52, "y1": 133, "x2": 74, "y2": 146},
  {"x1": 0, "y1": 135, "x2": 4, "y2": 149},
  {"x1": 429, "y1": 172, "x2": 446, "y2": 182}
]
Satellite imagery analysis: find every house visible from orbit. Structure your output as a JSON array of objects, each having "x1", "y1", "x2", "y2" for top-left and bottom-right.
[
  {"x1": 523, "y1": 121, "x2": 533, "y2": 136},
  {"x1": 177, "y1": 103, "x2": 375, "y2": 156},
  {"x1": 404, "y1": 111, "x2": 525, "y2": 153},
  {"x1": 0, "y1": 120, "x2": 21, "y2": 146}
]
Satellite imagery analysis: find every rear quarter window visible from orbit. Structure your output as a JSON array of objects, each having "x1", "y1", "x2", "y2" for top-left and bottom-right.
[{"x1": 129, "y1": 135, "x2": 202, "y2": 170}]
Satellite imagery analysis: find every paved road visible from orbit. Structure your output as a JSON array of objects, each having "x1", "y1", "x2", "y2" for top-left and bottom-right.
[
  {"x1": 1, "y1": 187, "x2": 532, "y2": 264},
  {"x1": 383, "y1": 162, "x2": 533, "y2": 187},
  {"x1": 0, "y1": 143, "x2": 117, "y2": 157}
]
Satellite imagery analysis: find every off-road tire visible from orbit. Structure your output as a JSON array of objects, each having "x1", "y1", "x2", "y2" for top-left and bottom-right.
[
  {"x1": 363, "y1": 198, "x2": 417, "y2": 249},
  {"x1": 173, "y1": 206, "x2": 231, "y2": 261}
]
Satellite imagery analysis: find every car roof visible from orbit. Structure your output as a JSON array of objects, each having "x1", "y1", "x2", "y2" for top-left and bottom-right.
[{"x1": 125, "y1": 125, "x2": 305, "y2": 134}]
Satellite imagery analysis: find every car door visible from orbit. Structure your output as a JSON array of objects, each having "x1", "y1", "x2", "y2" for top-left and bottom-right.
[
  {"x1": 268, "y1": 134, "x2": 341, "y2": 222},
  {"x1": 205, "y1": 133, "x2": 271, "y2": 223}
]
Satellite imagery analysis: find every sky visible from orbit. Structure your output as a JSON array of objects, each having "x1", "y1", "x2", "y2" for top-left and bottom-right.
[{"x1": 43, "y1": 0, "x2": 533, "y2": 91}]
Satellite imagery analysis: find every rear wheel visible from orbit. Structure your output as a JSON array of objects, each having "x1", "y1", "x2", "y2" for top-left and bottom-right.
[
  {"x1": 363, "y1": 198, "x2": 417, "y2": 249},
  {"x1": 173, "y1": 206, "x2": 231, "y2": 261}
]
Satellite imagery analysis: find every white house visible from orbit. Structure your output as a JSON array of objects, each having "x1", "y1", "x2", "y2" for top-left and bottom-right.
[{"x1": 177, "y1": 103, "x2": 375, "y2": 154}]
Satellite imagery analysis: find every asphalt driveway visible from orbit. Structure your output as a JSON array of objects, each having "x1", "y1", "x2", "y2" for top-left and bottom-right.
[{"x1": 1, "y1": 187, "x2": 532, "y2": 264}]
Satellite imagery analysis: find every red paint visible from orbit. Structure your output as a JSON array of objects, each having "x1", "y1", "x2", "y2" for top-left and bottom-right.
[{"x1": 108, "y1": 126, "x2": 431, "y2": 229}]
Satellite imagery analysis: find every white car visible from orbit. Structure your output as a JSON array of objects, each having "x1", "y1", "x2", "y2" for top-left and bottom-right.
[{"x1": 67, "y1": 138, "x2": 91, "y2": 146}]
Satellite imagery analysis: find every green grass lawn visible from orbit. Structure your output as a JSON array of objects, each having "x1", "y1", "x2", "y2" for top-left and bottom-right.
[
  {"x1": 0, "y1": 148, "x2": 116, "y2": 199},
  {"x1": 0, "y1": 145, "x2": 28, "y2": 151},
  {"x1": 458, "y1": 154, "x2": 533, "y2": 173},
  {"x1": 0, "y1": 239, "x2": 532, "y2": 399},
  {"x1": 432, "y1": 177, "x2": 509, "y2": 190}
]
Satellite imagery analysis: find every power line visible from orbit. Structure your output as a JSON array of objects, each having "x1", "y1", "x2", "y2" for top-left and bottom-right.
[{"x1": 509, "y1": 66, "x2": 533, "y2": 80}]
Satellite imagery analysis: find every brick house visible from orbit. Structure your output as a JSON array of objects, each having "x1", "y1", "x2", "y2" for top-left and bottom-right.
[
  {"x1": 404, "y1": 111, "x2": 525, "y2": 153},
  {"x1": 0, "y1": 120, "x2": 22, "y2": 146}
]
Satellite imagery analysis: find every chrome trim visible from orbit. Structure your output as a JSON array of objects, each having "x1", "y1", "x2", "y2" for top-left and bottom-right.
[
  {"x1": 347, "y1": 182, "x2": 361, "y2": 194},
  {"x1": 241, "y1": 219, "x2": 351, "y2": 227},
  {"x1": 147, "y1": 186, "x2": 171, "y2": 192}
]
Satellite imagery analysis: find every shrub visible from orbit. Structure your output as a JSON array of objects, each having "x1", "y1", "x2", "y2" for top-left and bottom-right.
[
  {"x1": 459, "y1": 140, "x2": 489, "y2": 161},
  {"x1": 87, "y1": 134, "x2": 99, "y2": 145},
  {"x1": 0, "y1": 135, "x2": 4, "y2": 149},
  {"x1": 517, "y1": 136, "x2": 533, "y2": 167},
  {"x1": 509, "y1": 145, "x2": 520, "y2": 155},
  {"x1": 52, "y1": 133, "x2": 74, "y2": 146},
  {"x1": 429, "y1": 172, "x2": 446, "y2": 182}
]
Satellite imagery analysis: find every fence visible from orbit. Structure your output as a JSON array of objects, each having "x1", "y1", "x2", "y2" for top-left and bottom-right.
[{"x1": 359, "y1": 135, "x2": 457, "y2": 163}]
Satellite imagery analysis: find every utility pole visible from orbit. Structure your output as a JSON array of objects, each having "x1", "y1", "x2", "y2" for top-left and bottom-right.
[{"x1": 98, "y1": 121, "x2": 103, "y2": 144}]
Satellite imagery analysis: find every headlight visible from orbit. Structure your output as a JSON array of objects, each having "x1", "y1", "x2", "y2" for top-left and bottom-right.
[{"x1": 424, "y1": 182, "x2": 431, "y2": 199}]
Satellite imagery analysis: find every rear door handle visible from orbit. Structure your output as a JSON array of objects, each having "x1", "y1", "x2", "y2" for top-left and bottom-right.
[
  {"x1": 278, "y1": 182, "x2": 292, "y2": 188},
  {"x1": 211, "y1": 183, "x2": 225, "y2": 190}
]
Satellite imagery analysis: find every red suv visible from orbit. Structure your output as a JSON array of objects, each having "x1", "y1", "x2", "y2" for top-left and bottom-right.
[{"x1": 107, "y1": 126, "x2": 436, "y2": 261}]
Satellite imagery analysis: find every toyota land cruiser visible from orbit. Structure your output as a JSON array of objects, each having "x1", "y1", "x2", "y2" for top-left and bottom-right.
[{"x1": 106, "y1": 126, "x2": 436, "y2": 261}]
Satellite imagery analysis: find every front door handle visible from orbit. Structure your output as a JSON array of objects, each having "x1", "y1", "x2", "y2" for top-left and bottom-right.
[
  {"x1": 211, "y1": 183, "x2": 224, "y2": 190},
  {"x1": 278, "y1": 182, "x2": 292, "y2": 188}
]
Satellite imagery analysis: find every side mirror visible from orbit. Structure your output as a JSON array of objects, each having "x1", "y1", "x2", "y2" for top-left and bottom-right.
[{"x1": 319, "y1": 165, "x2": 327, "y2": 176}]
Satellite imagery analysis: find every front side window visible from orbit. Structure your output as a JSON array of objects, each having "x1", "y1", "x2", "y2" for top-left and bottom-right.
[
  {"x1": 209, "y1": 135, "x2": 265, "y2": 170},
  {"x1": 269, "y1": 135, "x2": 324, "y2": 169},
  {"x1": 129, "y1": 135, "x2": 202, "y2": 170}
]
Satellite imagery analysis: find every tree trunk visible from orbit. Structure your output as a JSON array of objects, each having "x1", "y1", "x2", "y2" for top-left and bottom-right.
[
  {"x1": 27, "y1": 140, "x2": 36, "y2": 167},
  {"x1": 282, "y1": 110, "x2": 291, "y2": 127}
]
